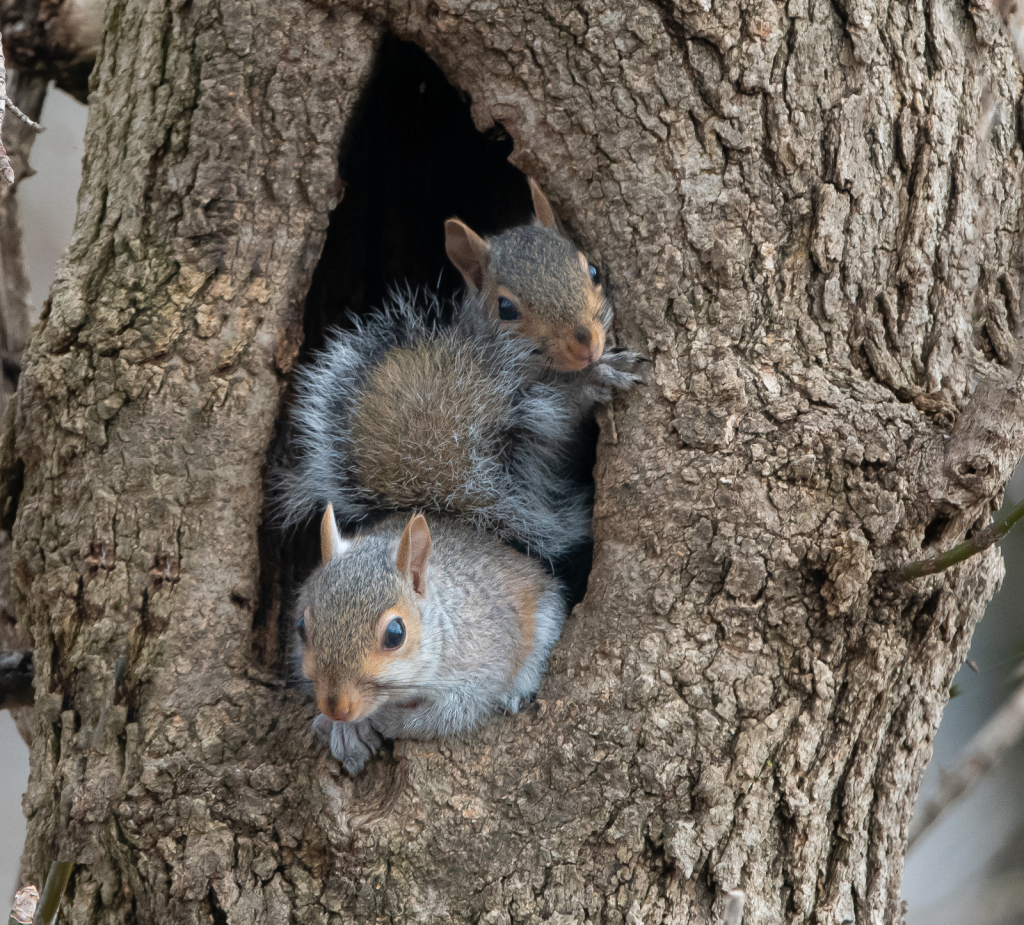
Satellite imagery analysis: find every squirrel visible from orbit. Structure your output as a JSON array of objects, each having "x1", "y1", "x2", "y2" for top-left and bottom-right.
[
  {"x1": 272, "y1": 180, "x2": 645, "y2": 557},
  {"x1": 299, "y1": 505, "x2": 566, "y2": 775},
  {"x1": 272, "y1": 291, "x2": 594, "y2": 560},
  {"x1": 444, "y1": 177, "x2": 630, "y2": 374}
]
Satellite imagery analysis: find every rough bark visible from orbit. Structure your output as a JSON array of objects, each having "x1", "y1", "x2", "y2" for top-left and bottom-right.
[
  {"x1": 5, "y1": 0, "x2": 1024, "y2": 923},
  {"x1": 0, "y1": 67, "x2": 47, "y2": 746}
]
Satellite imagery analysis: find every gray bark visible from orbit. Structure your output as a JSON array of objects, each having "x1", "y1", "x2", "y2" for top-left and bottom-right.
[
  {"x1": 0, "y1": 68, "x2": 46, "y2": 747},
  {"x1": 4, "y1": 0, "x2": 1024, "y2": 923}
]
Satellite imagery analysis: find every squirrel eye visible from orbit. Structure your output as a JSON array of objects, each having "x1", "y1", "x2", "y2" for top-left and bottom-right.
[
  {"x1": 497, "y1": 297, "x2": 520, "y2": 321},
  {"x1": 296, "y1": 616, "x2": 307, "y2": 644},
  {"x1": 382, "y1": 617, "x2": 406, "y2": 650},
  {"x1": 588, "y1": 264, "x2": 600, "y2": 285}
]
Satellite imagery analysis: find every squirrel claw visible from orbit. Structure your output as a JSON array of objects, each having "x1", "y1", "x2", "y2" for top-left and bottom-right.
[
  {"x1": 598, "y1": 349, "x2": 647, "y2": 373},
  {"x1": 312, "y1": 714, "x2": 334, "y2": 741},
  {"x1": 499, "y1": 690, "x2": 540, "y2": 716},
  {"x1": 580, "y1": 350, "x2": 646, "y2": 402}
]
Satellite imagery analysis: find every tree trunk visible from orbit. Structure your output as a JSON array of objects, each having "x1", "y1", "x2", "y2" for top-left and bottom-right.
[
  {"x1": 5, "y1": 0, "x2": 1024, "y2": 923},
  {"x1": 0, "y1": 68, "x2": 48, "y2": 742}
]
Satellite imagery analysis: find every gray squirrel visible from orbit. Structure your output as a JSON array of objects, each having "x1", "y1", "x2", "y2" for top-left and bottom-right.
[
  {"x1": 300, "y1": 505, "x2": 566, "y2": 775},
  {"x1": 273, "y1": 180, "x2": 644, "y2": 560},
  {"x1": 445, "y1": 178, "x2": 612, "y2": 373},
  {"x1": 278, "y1": 180, "x2": 644, "y2": 773}
]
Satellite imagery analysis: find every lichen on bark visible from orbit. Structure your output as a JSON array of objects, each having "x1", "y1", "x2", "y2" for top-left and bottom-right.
[{"x1": 4, "y1": 0, "x2": 1024, "y2": 923}]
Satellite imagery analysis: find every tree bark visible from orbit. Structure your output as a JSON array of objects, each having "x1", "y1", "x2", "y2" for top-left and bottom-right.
[
  {"x1": 0, "y1": 67, "x2": 47, "y2": 746},
  {"x1": 5, "y1": 0, "x2": 1024, "y2": 923}
]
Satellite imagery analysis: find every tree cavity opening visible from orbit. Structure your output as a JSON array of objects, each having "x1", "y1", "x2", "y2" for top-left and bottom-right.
[{"x1": 254, "y1": 35, "x2": 596, "y2": 672}]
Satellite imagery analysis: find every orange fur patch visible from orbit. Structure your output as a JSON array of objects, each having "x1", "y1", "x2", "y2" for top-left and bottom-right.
[
  {"x1": 361, "y1": 600, "x2": 423, "y2": 680},
  {"x1": 508, "y1": 578, "x2": 541, "y2": 682}
]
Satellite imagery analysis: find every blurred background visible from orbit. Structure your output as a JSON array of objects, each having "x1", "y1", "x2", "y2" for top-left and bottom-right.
[
  {"x1": 0, "y1": 85, "x2": 87, "y2": 904},
  {"x1": 1, "y1": 78, "x2": 1023, "y2": 922},
  {"x1": 903, "y1": 465, "x2": 1024, "y2": 925}
]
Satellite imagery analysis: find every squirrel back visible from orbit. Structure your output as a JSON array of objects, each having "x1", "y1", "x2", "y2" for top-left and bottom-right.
[
  {"x1": 272, "y1": 290, "x2": 592, "y2": 560},
  {"x1": 445, "y1": 178, "x2": 612, "y2": 373},
  {"x1": 299, "y1": 507, "x2": 566, "y2": 772}
]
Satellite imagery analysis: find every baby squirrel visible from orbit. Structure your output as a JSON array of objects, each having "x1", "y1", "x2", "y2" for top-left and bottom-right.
[
  {"x1": 300, "y1": 505, "x2": 566, "y2": 775},
  {"x1": 273, "y1": 293, "x2": 593, "y2": 560},
  {"x1": 445, "y1": 178, "x2": 634, "y2": 375},
  {"x1": 273, "y1": 181, "x2": 644, "y2": 557}
]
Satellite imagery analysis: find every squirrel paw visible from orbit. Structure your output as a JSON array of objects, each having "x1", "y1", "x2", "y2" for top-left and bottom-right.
[
  {"x1": 498, "y1": 690, "x2": 539, "y2": 716},
  {"x1": 585, "y1": 349, "x2": 647, "y2": 402},
  {"x1": 312, "y1": 714, "x2": 383, "y2": 776}
]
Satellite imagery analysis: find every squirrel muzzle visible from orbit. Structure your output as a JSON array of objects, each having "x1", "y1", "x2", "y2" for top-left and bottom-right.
[
  {"x1": 319, "y1": 683, "x2": 379, "y2": 724},
  {"x1": 559, "y1": 322, "x2": 606, "y2": 371}
]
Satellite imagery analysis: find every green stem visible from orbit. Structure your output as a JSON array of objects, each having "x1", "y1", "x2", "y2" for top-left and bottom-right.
[
  {"x1": 34, "y1": 862, "x2": 73, "y2": 925},
  {"x1": 900, "y1": 495, "x2": 1024, "y2": 580}
]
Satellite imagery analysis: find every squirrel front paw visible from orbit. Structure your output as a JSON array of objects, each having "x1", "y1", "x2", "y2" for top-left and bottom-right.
[
  {"x1": 587, "y1": 348, "x2": 647, "y2": 401},
  {"x1": 312, "y1": 714, "x2": 383, "y2": 775},
  {"x1": 498, "y1": 690, "x2": 538, "y2": 716}
]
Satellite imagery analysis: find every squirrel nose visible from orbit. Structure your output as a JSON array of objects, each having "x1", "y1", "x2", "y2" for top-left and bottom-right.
[
  {"x1": 321, "y1": 688, "x2": 363, "y2": 723},
  {"x1": 568, "y1": 325, "x2": 604, "y2": 367}
]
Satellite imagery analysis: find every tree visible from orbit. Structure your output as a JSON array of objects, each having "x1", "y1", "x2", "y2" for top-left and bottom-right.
[{"x1": 4, "y1": 0, "x2": 1024, "y2": 922}]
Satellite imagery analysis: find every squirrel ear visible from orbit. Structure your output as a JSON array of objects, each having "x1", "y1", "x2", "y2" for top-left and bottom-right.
[
  {"x1": 528, "y1": 178, "x2": 558, "y2": 230},
  {"x1": 445, "y1": 218, "x2": 489, "y2": 292},
  {"x1": 396, "y1": 514, "x2": 432, "y2": 598},
  {"x1": 320, "y1": 504, "x2": 350, "y2": 565}
]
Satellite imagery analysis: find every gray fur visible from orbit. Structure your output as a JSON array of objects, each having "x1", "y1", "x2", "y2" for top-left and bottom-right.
[
  {"x1": 488, "y1": 225, "x2": 591, "y2": 322},
  {"x1": 539, "y1": 348, "x2": 647, "y2": 425},
  {"x1": 271, "y1": 289, "x2": 593, "y2": 560},
  {"x1": 298, "y1": 515, "x2": 567, "y2": 773},
  {"x1": 300, "y1": 535, "x2": 400, "y2": 686}
]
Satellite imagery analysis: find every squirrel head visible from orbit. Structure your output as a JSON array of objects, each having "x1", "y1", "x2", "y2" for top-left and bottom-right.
[
  {"x1": 297, "y1": 506, "x2": 433, "y2": 724},
  {"x1": 445, "y1": 178, "x2": 608, "y2": 373}
]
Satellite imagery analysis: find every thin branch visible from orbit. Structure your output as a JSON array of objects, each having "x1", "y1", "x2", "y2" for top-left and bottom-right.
[
  {"x1": 0, "y1": 30, "x2": 44, "y2": 185},
  {"x1": 0, "y1": 35, "x2": 13, "y2": 184},
  {"x1": 33, "y1": 863, "x2": 74, "y2": 925},
  {"x1": 4, "y1": 98, "x2": 42, "y2": 133},
  {"x1": 908, "y1": 678, "x2": 1024, "y2": 851},
  {"x1": 0, "y1": 648, "x2": 33, "y2": 708},
  {"x1": 898, "y1": 494, "x2": 1024, "y2": 580}
]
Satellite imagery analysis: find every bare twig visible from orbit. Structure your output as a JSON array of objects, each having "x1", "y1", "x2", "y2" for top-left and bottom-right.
[
  {"x1": 0, "y1": 31, "x2": 44, "y2": 185},
  {"x1": 0, "y1": 37, "x2": 13, "y2": 185},
  {"x1": 899, "y1": 494, "x2": 1024, "y2": 580},
  {"x1": 6, "y1": 863, "x2": 74, "y2": 925},
  {"x1": 33, "y1": 863, "x2": 74, "y2": 925},
  {"x1": 908, "y1": 678, "x2": 1024, "y2": 850},
  {"x1": 4, "y1": 98, "x2": 42, "y2": 133}
]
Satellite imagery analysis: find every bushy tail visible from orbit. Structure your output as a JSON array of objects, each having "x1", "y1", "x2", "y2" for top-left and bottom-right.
[{"x1": 270, "y1": 289, "x2": 591, "y2": 560}]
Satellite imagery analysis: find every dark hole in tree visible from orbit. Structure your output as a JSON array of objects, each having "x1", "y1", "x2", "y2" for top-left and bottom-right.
[
  {"x1": 922, "y1": 511, "x2": 952, "y2": 549},
  {"x1": 911, "y1": 589, "x2": 943, "y2": 640},
  {"x1": 302, "y1": 34, "x2": 533, "y2": 352},
  {"x1": 254, "y1": 35, "x2": 597, "y2": 673}
]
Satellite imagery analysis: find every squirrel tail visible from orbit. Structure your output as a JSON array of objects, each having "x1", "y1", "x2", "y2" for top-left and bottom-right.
[
  {"x1": 269, "y1": 288, "x2": 436, "y2": 531},
  {"x1": 271, "y1": 288, "x2": 591, "y2": 559}
]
